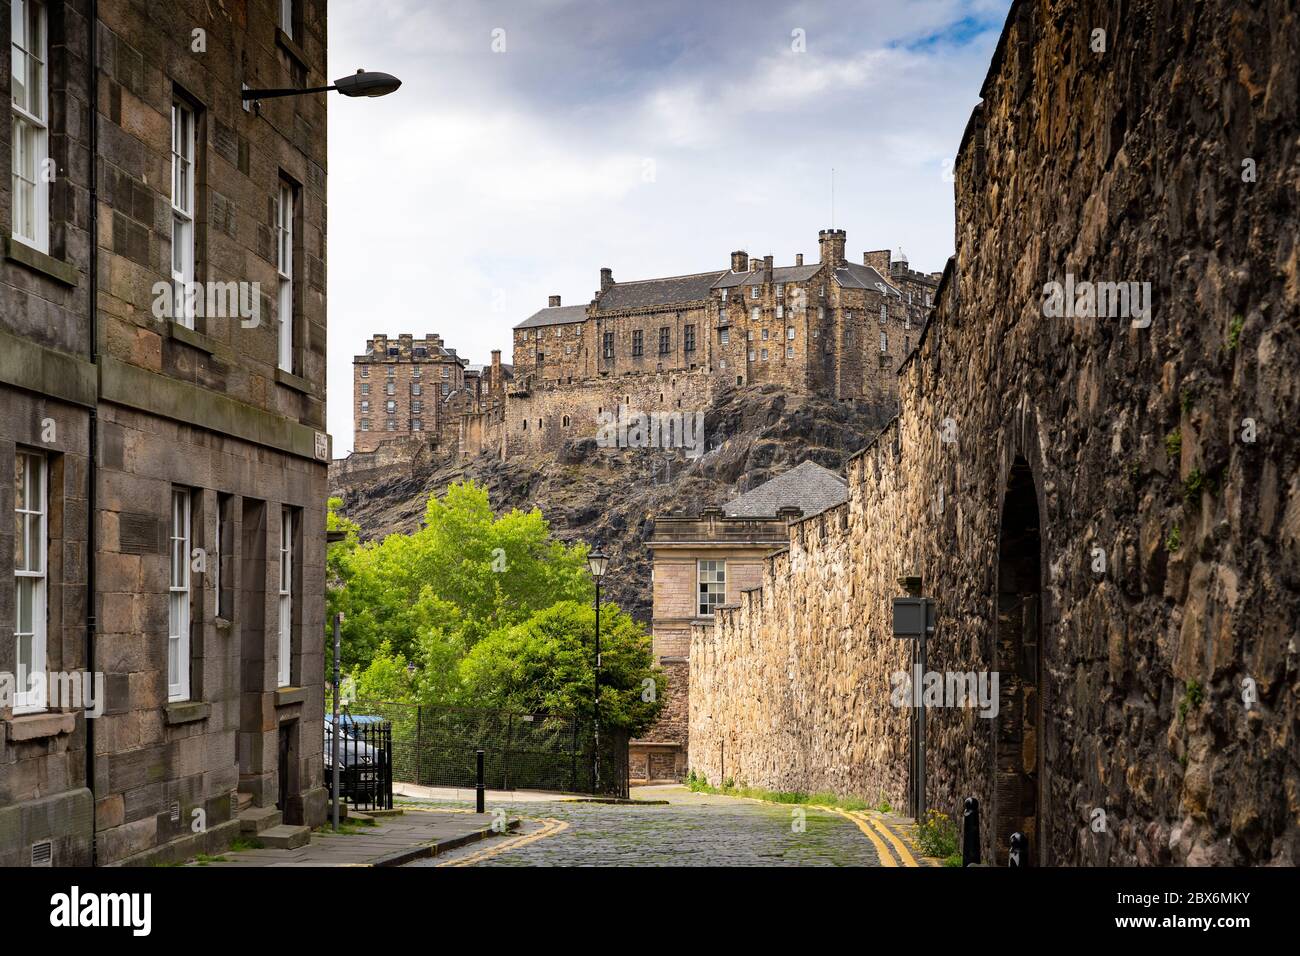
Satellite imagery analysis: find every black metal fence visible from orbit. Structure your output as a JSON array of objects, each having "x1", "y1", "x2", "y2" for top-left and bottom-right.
[
  {"x1": 325, "y1": 712, "x2": 394, "y2": 811},
  {"x1": 326, "y1": 698, "x2": 629, "y2": 799}
]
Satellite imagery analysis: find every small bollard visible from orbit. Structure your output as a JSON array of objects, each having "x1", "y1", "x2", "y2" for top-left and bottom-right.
[
  {"x1": 1008, "y1": 831, "x2": 1026, "y2": 867},
  {"x1": 475, "y1": 749, "x2": 485, "y2": 814},
  {"x1": 962, "y1": 797, "x2": 981, "y2": 866}
]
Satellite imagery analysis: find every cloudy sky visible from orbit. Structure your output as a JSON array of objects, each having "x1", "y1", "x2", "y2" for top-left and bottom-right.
[{"x1": 326, "y1": 0, "x2": 1012, "y2": 454}]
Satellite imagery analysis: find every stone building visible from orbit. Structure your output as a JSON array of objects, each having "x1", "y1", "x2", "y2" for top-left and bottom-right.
[
  {"x1": 634, "y1": 462, "x2": 848, "y2": 783},
  {"x1": 1, "y1": 0, "x2": 331, "y2": 866},
  {"x1": 506, "y1": 229, "x2": 939, "y2": 455},
  {"x1": 351, "y1": 333, "x2": 511, "y2": 457},
  {"x1": 690, "y1": 0, "x2": 1300, "y2": 866}
]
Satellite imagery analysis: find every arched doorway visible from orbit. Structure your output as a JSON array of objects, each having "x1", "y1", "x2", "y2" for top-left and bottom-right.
[{"x1": 994, "y1": 457, "x2": 1043, "y2": 864}]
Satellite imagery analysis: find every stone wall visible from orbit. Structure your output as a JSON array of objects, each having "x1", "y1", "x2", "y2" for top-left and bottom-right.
[
  {"x1": 505, "y1": 368, "x2": 720, "y2": 457},
  {"x1": 692, "y1": 0, "x2": 1300, "y2": 866}
]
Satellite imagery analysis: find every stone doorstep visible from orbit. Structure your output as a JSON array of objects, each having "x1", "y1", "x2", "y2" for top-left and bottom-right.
[
  {"x1": 238, "y1": 806, "x2": 283, "y2": 834},
  {"x1": 258, "y1": 824, "x2": 311, "y2": 850}
]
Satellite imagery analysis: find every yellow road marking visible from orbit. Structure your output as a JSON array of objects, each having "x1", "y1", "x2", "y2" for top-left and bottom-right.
[
  {"x1": 854, "y1": 812, "x2": 919, "y2": 867},
  {"x1": 816, "y1": 806, "x2": 896, "y2": 866},
  {"x1": 437, "y1": 817, "x2": 568, "y2": 867}
]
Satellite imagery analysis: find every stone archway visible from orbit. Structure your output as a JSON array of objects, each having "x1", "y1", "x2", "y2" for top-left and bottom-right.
[{"x1": 993, "y1": 456, "x2": 1043, "y2": 864}]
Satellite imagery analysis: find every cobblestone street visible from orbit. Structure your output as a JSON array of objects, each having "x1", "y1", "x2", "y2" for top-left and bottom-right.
[{"x1": 406, "y1": 788, "x2": 922, "y2": 867}]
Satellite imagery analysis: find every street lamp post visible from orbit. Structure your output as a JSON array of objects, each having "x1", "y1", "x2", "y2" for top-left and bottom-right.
[
  {"x1": 586, "y1": 547, "x2": 609, "y2": 793},
  {"x1": 242, "y1": 68, "x2": 402, "y2": 104}
]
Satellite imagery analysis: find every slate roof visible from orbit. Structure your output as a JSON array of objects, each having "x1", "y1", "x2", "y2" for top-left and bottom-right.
[
  {"x1": 712, "y1": 263, "x2": 823, "y2": 289},
  {"x1": 723, "y1": 461, "x2": 849, "y2": 518},
  {"x1": 514, "y1": 303, "x2": 589, "y2": 330},
  {"x1": 833, "y1": 262, "x2": 902, "y2": 296},
  {"x1": 595, "y1": 271, "x2": 726, "y2": 312}
]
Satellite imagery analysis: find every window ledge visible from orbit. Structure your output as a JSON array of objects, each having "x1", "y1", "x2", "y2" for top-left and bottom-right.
[
  {"x1": 276, "y1": 28, "x2": 311, "y2": 72},
  {"x1": 170, "y1": 322, "x2": 224, "y2": 357},
  {"x1": 275, "y1": 367, "x2": 316, "y2": 396},
  {"x1": 276, "y1": 686, "x2": 307, "y2": 708},
  {"x1": 5, "y1": 238, "x2": 79, "y2": 287},
  {"x1": 5, "y1": 711, "x2": 77, "y2": 742},
  {"x1": 164, "y1": 701, "x2": 211, "y2": 726}
]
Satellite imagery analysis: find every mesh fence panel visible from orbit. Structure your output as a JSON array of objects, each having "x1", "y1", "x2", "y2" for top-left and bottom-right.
[{"x1": 325, "y1": 696, "x2": 629, "y2": 798}]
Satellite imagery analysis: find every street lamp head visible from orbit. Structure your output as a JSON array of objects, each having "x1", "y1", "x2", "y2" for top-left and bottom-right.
[
  {"x1": 333, "y1": 69, "x2": 402, "y2": 98},
  {"x1": 587, "y1": 548, "x2": 609, "y2": 579}
]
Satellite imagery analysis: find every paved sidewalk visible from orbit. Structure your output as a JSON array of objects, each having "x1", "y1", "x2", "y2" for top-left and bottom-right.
[{"x1": 190, "y1": 808, "x2": 516, "y2": 867}]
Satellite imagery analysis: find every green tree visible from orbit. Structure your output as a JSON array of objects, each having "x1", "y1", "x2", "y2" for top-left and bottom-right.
[
  {"x1": 328, "y1": 481, "x2": 595, "y2": 692},
  {"x1": 460, "y1": 600, "x2": 664, "y2": 736}
]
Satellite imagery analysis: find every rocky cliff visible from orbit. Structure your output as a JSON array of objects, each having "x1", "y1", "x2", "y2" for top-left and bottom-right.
[{"x1": 329, "y1": 384, "x2": 895, "y2": 622}]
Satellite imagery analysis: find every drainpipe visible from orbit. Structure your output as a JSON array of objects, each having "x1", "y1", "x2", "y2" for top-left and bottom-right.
[{"x1": 85, "y1": 0, "x2": 99, "y2": 867}]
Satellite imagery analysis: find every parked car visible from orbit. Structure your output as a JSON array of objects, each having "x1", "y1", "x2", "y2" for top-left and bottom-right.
[{"x1": 324, "y1": 714, "x2": 390, "y2": 807}]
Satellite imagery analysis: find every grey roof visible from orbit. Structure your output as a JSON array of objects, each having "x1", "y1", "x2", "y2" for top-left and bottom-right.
[
  {"x1": 723, "y1": 461, "x2": 849, "y2": 518},
  {"x1": 834, "y1": 262, "x2": 902, "y2": 296},
  {"x1": 712, "y1": 263, "x2": 823, "y2": 289},
  {"x1": 514, "y1": 303, "x2": 589, "y2": 330},
  {"x1": 595, "y1": 271, "x2": 725, "y2": 312}
]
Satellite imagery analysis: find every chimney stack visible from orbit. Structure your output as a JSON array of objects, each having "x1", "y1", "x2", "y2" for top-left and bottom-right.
[
  {"x1": 818, "y1": 228, "x2": 846, "y2": 267},
  {"x1": 548, "y1": 294, "x2": 561, "y2": 307},
  {"x1": 863, "y1": 249, "x2": 891, "y2": 273},
  {"x1": 795, "y1": 253, "x2": 803, "y2": 266},
  {"x1": 730, "y1": 250, "x2": 749, "y2": 272},
  {"x1": 599, "y1": 267, "x2": 614, "y2": 292},
  {"x1": 763, "y1": 254, "x2": 773, "y2": 275}
]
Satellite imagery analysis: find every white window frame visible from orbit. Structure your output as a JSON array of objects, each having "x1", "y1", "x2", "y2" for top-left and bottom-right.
[
  {"x1": 750, "y1": 286, "x2": 759, "y2": 299},
  {"x1": 168, "y1": 489, "x2": 192, "y2": 702},
  {"x1": 14, "y1": 450, "x2": 47, "y2": 714},
  {"x1": 171, "y1": 101, "x2": 196, "y2": 328},
  {"x1": 10, "y1": 0, "x2": 49, "y2": 253},
  {"x1": 278, "y1": 508, "x2": 294, "y2": 688},
  {"x1": 277, "y1": 182, "x2": 295, "y2": 372},
  {"x1": 719, "y1": 328, "x2": 729, "y2": 346},
  {"x1": 880, "y1": 330, "x2": 888, "y2": 353},
  {"x1": 698, "y1": 559, "x2": 725, "y2": 616},
  {"x1": 880, "y1": 303, "x2": 887, "y2": 324}
]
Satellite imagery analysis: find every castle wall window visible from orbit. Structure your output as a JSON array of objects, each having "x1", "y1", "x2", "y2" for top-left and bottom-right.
[
  {"x1": 658, "y1": 327, "x2": 670, "y2": 354},
  {"x1": 360, "y1": 400, "x2": 369, "y2": 411},
  {"x1": 775, "y1": 283, "x2": 784, "y2": 299},
  {"x1": 386, "y1": 419, "x2": 396, "y2": 431},
  {"x1": 750, "y1": 286, "x2": 759, "y2": 299},
  {"x1": 386, "y1": 383, "x2": 395, "y2": 395},
  {"x1": 411, "y1": 383, "x2": 421, "y2": 395},
  {"x1": 555, "y1": 328, "x2": 562, "y2": 338},
  {"x1": 168, "y1": 488, "x2": 192, "y2": 701},
  {"x1": 360, "y1": 366, "x2": 369, "y2": 378},
  {"x1": 818, "y1": 306, "x2": 825, "y2": 320},
  {"x1": 361, "y1": 420, "x2": 370, "y2": 431},
  {"x1": 719, "y1": 328, "x2": 729, "y2": 345},
  {"x1": 276, "y1": 179, "x2": 297, "y2": 373},
  {"x1": 170, "y1": 98, "x2": 197, "y2": 327},
  {"x1": 361, "y1": 383, "x2": 369, "y2": 395},
  {"x1": 14, "y1": 450, "x2": 47, "y2": 714},
  {"x1": 412, "y1": 367, "x2": 421, "y2": 378},
  {"x1": 751, "y1": 307, "x2": 760, "y2": 322},
  {"x1": 603, "y1": 331, "x2": 614, "y2": 357},
  {"x1": 441, "y1": 383, "x2": 449, "y2": 395},
  {"x1": 761, "y1": 328, "x2": 769, "y2": 341},
  {"x1": 748, "y1": 350, "x2": 756, "y2": 361},
  {"x1": 412, "y1": 401, "x2": 422, "y2": 413},
  {"x1": 880, "y1": 330, "x2": 887, "y2": 353},
  {"x1": 761, "y1": 348, "x2": 768, "y2": 361},
  {"x1": 776, "y1": 305, "x2": 784, "y2": 319},
  {"x1": 632, "y1": 330, "x2": 644, "y2": 356},
  {"x1": 786, "y1": 327, "x2": 795, "y2": 340},
  {"x1": 441, "y1": 367, "x2": 449, "y2": 378},
  {"x1": 786, "y1": 346, "x2": 794, "y2": 358},
  {"x1": 386, "y1": 367, "x2": 395, "y2": 378},
  {"x1": 684, "y1": 325, "x2": 696, "y2": 352},
  {"x1": 412, "y1": 419, "x2": 422, "y2": 431},
  {"x1": 698, "y1": 560, "x2": 725, "y2": 615},
  {"x1": 386, "y1": 400, "x2": 396, "y2": 413},
  {"x1": 880, "y1": 304, "x2": 887, "y2": 324},
  {"x1": 11, "y1": 0, "x2": 48, "y2": 252},
  {"x1": 720, "y1": 359, "x2": 727, "y2": 369}
]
